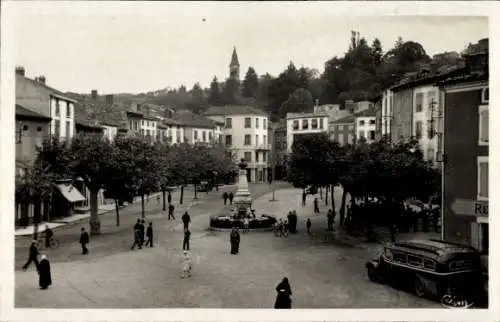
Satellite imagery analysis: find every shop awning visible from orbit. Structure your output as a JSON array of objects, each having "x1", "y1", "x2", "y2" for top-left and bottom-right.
[{"x1": 56, "y1": 184, "x2": 86, "y2": 203}]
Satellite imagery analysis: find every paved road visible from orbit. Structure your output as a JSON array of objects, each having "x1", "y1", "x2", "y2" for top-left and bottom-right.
[{"x1": 15, "y1": 186, "x2": 440, "y2": 308}]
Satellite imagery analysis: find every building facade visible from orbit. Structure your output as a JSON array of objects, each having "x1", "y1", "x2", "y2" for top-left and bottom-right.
[
  {"x1": 205, "y1": 105, "x2": 270, "y2": 183},
  {"x1": 329, "y1": 114, "x2": 355, "y2": 145},
  {"x1": 286, "y1": 112, "x2": 329, "y2": 153},
  {"x1": 314, "y1": 102, "x2": 350, "y2": 123},
  {"x1": 441, "y1": 39, "x2": 489, "y2": 254},
  {"x1": 390, "y1": 87, "x2": 414, "y2": 143},
  {"x1": 355, "y1": 109, "x2": 377, "y2": 143},
  {"x1": 380, "y1": 89, "x2": 394, "y2": 138}
]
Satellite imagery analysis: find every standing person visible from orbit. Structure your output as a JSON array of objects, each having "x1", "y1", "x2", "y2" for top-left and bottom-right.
[
  {"x1": 79, "y1": 227, "x2": 90, "y2": 255},
  {"x1": 230, "y1": 227, "x2": 240, "y2": 254},
  {"x1": 131, "y1": 226, "x2": 142, "y2": 250},
  {"x1": 167, "y1": 191, "x2": 172, "y2": 204},
  {"x1": 302, "y1": 190, "x2": 307, "y2": 206},
  {"x1": 44, "y1": 225, "x2": 54, "y2": 248},
  {"x1": 228, "y1": 192, "x2": 234, "y2": 205},
  {"x1": 180, "y1": 251, "x2": 192, "y2": 279},
  {"x1": 278, "y1": 219, "x2": 284, "y2": 237},
  {"x1": 183, "y1": 229, "x2": 191, "y2": 251},
  {"x1": 140, "y1": 219, "x2": 146, "y2": 246},
  {"x1": 306, "y1": 218, "x2": 312, "y2": 234},
  {"x1": 168, "y1": 203, "x2": 176, "y2": 220},
  {"x1": 182, "y1": 211, "x2": 191, "y2": 231},
  {"x1": 327, "y1": 209, "x2": 334, "y2": 232},
  {"x1": 145, "y1": 222, "x2": 153, "y2": 247},
  {"x1": 274, "y1": 277, "x2": 292, "y2": 309},
  {"x1": 283, "y1": 220, "x2": 289, "y2": 237},
  {"x1": 37, "y1": 254, "x2": 52, "y2": 290},
  {"x1": 22, "y1": 240, "x2": 39, "y2": 271},
  {"x1": 243, "y1": 216, "x2": 250, "y2": 233},
  {"x1": 314, "y1": 197, "x2": 320, "y2": 215},
  {"x1": 222, "y1": 192, "x2": 229, "y2": 206}
]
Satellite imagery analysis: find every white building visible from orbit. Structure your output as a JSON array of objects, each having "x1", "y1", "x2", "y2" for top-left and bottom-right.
[
  {"x1": 172, "y1": 109, "x2": 220, "y2": 145},
  {"x1": 205, "y1": 106, "x2": 270, "y2": 183},
  {"x1": 140, "y1": 117, "x2": 158, "y2": 139},
  {"x1": 381, "y1": 89, "x2": 394, "y2": 137},
  {"x1": 354, "y1": 109, "x2": 377, "y2": 143},
  {"x1": 286, "y1": 112, "x2": 329, "y2": 153},
  {"x1": 412, "y1": 84, "x2": 440, "y2": 163},
  {"x1": 102, "y1": 125, "x2": 118, "y2": 141}
]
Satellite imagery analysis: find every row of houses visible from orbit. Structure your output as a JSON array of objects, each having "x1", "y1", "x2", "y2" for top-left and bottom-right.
[
  {"x1": 270, "y1": 38, "x2": 489, "y2": 255},
  {"x1": 15, "y1": 67, "x2": 272, "y2": 227}
]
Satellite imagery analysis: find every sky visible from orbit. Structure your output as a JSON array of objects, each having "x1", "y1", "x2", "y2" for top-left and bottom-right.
[{"x1": 7, "y1": 2, "x2": 489, "y2": 95}]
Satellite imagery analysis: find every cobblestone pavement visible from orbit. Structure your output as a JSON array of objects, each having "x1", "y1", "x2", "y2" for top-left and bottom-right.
[{"x1": 15, "y1": 186, "x2": 440, "y2": 308}]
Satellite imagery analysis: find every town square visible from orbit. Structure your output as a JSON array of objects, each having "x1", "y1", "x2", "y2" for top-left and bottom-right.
[{"x1": 3, "y1": 2, "x2": 491, "y2": 315}]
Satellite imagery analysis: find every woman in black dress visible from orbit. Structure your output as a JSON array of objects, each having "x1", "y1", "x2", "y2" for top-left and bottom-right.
[
  {"x1": 274, "y1": 277, "x2": 292, "y2": 308},
  {"x1": 38, "y1": 254, "x2": 52, "y2": 290},
  {"x1": 230, "y1": 227, "x2": 240, "y2": 254}
]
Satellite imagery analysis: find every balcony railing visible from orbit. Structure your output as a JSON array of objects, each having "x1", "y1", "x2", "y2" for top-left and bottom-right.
[{"x1": 256, "y1": 143, "x2": 271, "y2": 150}]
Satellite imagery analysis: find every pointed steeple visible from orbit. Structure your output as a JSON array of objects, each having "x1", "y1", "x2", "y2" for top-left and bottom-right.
[{"x1": 230, "y1": 47, "x2": 239, "y2": 67}]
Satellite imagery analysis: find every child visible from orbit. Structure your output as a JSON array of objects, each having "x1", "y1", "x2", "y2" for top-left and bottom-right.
[
  {"x1": 306, "y1": 218, "x2": 312, "y2": 234},
  {"x1": 181, "y1": 251, "x2": 192, "y2": 279}
]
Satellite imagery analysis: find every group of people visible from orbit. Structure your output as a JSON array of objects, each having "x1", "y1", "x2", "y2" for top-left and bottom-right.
[
  {"x1": 222, "y1": 191, "x2": 234, "y2": 206},
  {"x1": 131, "y1": 219, "x2": 154, "y2": 250},
  {"x1": 274, "y1": 218, "x2": 290, "y2": 237},
  {"x1": 22, "y1": 240, "x2": 52, "y2": 290}
]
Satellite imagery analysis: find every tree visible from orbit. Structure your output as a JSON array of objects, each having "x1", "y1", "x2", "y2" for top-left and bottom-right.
[
  {"x1": 279, "y1": 88, "x2": 314, "y2": 117},
  {"x1": 187, "y1": 82, "x2": 209, "y2": 113},
  {"x1": 70, "y1": 133, "x2": 115, "y2": 235},
  {"x1": 371, "y1": 38, "x2": 383, "y2": 67},
  {"x1": 208, "y1": 76, "x2": 222, "y2": 106},
  {"x1": 221, "y1": 77, "x2": 240, "y2": 105},
  {"x1": 242, "y1": 67, "x2": 259, "y2": 98}
]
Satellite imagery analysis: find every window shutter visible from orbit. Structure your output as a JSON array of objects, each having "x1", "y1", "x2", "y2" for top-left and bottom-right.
[
  {"x1": 481, "y1": 109, "x2": 489, "y2": 142},
  {"x1": 480, "y1": 162, "x2": 489, "y2": 198}
]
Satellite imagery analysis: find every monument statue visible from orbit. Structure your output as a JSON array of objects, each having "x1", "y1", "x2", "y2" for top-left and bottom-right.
[{"x1": 232, "y1": 158, "x2": 253, "y2": 219}]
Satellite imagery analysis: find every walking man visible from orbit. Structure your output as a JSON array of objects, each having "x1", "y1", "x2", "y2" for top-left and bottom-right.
[
  {"x1": 44, "y1": 225, "x2": 54, "y2": 248},
  {"x1": 131, "y1": 226, "x2": 142, "y2": 250},
  {"x1": 168, "y1": 203, "x2": 176, "y2": 220},
  {"x1": 145, "y1": 222, "x2": 153, "y2": 247},
  {"x1": 22, "y1": 240, "x2": 39, "y2": 271},
  {"x1": 230, "y1": 227, "x2": 240, "y2": 254},
  {"x1": 302, "y1": 190, "x2": 307, "y2": 206},
  {"x1": 243, "y1": 216, "x2": 250, "y2": 233},
  {"x1": 228, "y1": 192, "x2": 234, "y2": 205},
  {"x1": 222, "y1": 192, "x2": 229, "y2": 206},
  {"x1": 314, "y1": 197, "x2": 320, "y2": 215},
  {"x1": 182, "y1": 211, "x2": 191, "y2": 231},
  {"x1": 79, "y1": 227, "x2": 89, "y2": 255},
  {"x1": 183, "y1": 229, "x2": 191, "y2": 251}
]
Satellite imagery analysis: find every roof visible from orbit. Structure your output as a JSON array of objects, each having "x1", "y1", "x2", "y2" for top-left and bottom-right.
[
  {"x1": 332, "y1": 114, "x2": 355, "y2": 124},
  {"x1": 390, "y1": 67, "x2": 465, "y2": 92},
  {"x1": 15, "y1": 104, "x2": 51, "y2": 121},
  {"x1": 438, "y1": 71, "x2": 489, "y2": 87},
  {"x1": 16, "y1": 74, "x2": 77, "y2": 103},
  {"x1": 286, "y1": 112, "x2": 327, "y2": 120},
  {"x1": 204, "y1": 105, "x2": 268, "y2": 117},
  {"x1": 173, "y1": 110, "x2": 216, "y2": 128},
  {"x1": 393, "y1": 239, "x2": 477, "y2": 255},
  {"x1": 74, "y1": 98, "x2": 126, "y2": 128},
  {"x1": 354, "y1": 108, "x2": 376, "y2": 118},
  {"x1": 230, "y1": 47, "x2": 239, "y2": 66}
]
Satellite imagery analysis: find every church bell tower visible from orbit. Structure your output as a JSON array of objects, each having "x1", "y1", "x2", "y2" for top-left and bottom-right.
[{"x1": 229, "y1": 47, "x2": 240, "y2": 81}]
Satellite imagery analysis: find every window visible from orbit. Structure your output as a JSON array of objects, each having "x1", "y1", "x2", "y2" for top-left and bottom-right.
[
  {"x1": 302, "y1": 119, "x2": 308, "y2": 130},
  {"x1": 415, "y1": 121, "x2": 423, "y2": 139},
  {"x1": 338, "y1": 125, "x2": 343, "y2": 131},
  {"x1": 225, "y1": 118, "x2": 232, "y2": 129},
  {"x1": 225, "y1": 135, "x2": 232, "y2": 146},
  {"x1": 292, "y1": 120, "x2": 299, "y2": 130},
  {"x1": 319, "y1": 118, "x2": 324, "y2": 129},
  {"x1": 255, "y1": 151, "x2": 259, "y2": 162},
  {"x1": 392, "y1": 252, "x2": 407, "y2": 264},
  {"x1": 245, "y1": 117, "x2": 251, "y2": 128},
  {"x1": 22, "y1": 125, "x2": 28, "y2": 131},
  {"x1": 415, "y1": 92, "x2": 423, "y2": 112},
  {"x1": 263, "y1": 135, "x2": 267, "y2": 145},
  {"x1": 55, "y1": 100, "x2": 60, "y2": 117},
  {"x1": 359, "y1": 120, "x2": 365, "y2": 126},
  {"x1": 358, "y1": 131, "x2": 365, "y2": 139},
  {"x1": 66, "y1": 103, "x2": 72, "y2": 118},
  {"x1": 427, "y1": 148, "x2": 435, "y2": 162},
  {"x1": 255, "y1": 135, "x2": 259, "y2": 145},
  {"x1": 477, "y1": 156, "x2": 488, "y2": 200},
  {"x1": 311, "y1": 119, "x2": 318, "y2": 129},
  {"x1": 176, "y1": 134, "x2": 181, "y2": 143},
  {"x1": 338, "y1": 133, "x2": 344, "y2": 144},
  {"x1": 482, "y1": 87, "x2": 489, "y2": 103},
  {"x1": 194, "y1": 130, "x2": 198, "y2": 140},
  {"x1": 479, "y1": 105, "x2": 489, "y2": 145},
  {"x1": 263, "y1": 119, "x2": 267, "y2": 129},
  {"x1": 209, "y1": 132, "x2": 213, "y2": 141},
  {"x1": 37, "y1": 126, "x2": 42, "y2": 132},
  {"x1": 66, "y1": 121, "x2": 70, "y2": 138},
  {"x1": 244, "y1": 134, "x2": 251, "y2": 145},
  {"x1": 142, "y1": 120, "x2": 145, "y2": 126},
  {"x1": 369, "y1": 130, "x2": 375, "y2": 140},
  {"x1": 255, "y1": 118, "x2": 260, "y2": 129},
  {"x1": 370, "y1": 119, "x2": 376, "y2": 125},
  {"x1": 54, "y1": 119, "x2": 60, "y2": 137},
  {"x1": 348, "y1": 125, "x2": 354, "y2": 131},
  {"x1": 244, "y1": 152, "x2": 252, "y2": 162},
  {"x1": 202, "y1": 131, "x2": 206, "y2": 141}
]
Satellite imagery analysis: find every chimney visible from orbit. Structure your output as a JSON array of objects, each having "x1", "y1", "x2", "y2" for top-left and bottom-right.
[
  {"x1": 91, "y1": 90, "x2": 98, "y2": 99},
  {"x1": 15, "y1": 66, "x2": 25, "y2": 76},
  {"x1": 37, "y1": 75, "x2": 46, "y2": 84},
  {"x1": 105, "y1": 94, "x2": 114, "y2": 105}
]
